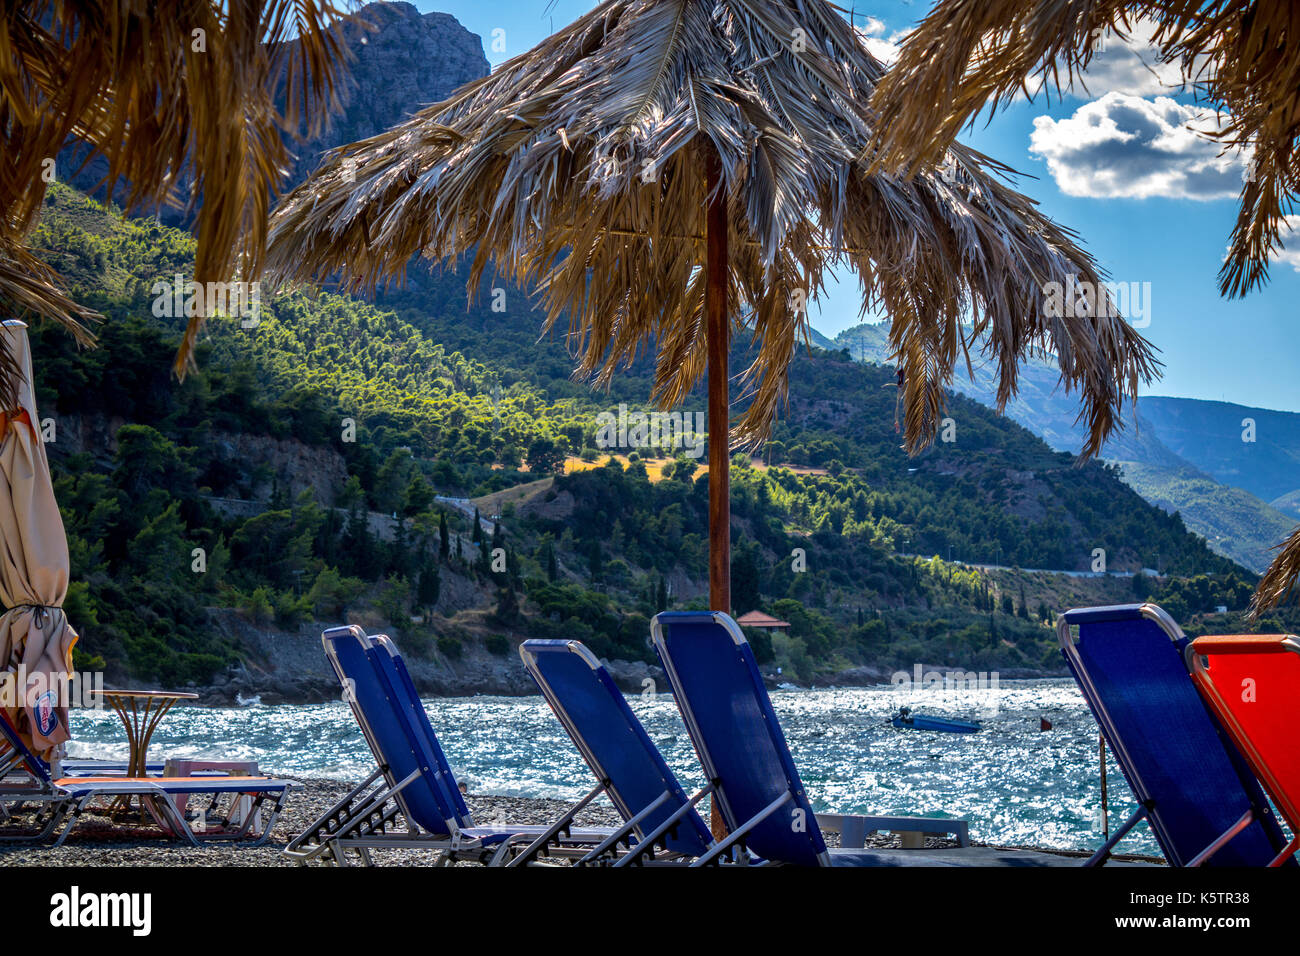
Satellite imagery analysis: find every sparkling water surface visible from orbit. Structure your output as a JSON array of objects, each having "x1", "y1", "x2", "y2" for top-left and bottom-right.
[{"x1": 67, "y1": 679, "x2": 1150, "y2": 854}]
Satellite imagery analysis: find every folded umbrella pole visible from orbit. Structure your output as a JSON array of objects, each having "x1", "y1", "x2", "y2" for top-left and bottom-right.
[{"x1": 0, "y1": 320, "x2": 80, "y2": 764}]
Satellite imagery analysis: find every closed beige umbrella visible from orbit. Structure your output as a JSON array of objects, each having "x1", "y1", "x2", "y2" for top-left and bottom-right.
[{"x1": 0, "y1": 319, "x2": 78, "y2": 758}]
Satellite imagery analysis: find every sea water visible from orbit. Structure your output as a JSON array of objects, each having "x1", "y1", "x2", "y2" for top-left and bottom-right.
[{"x1": 66, "y1": 679, "x2": 1152, "y2": 855}]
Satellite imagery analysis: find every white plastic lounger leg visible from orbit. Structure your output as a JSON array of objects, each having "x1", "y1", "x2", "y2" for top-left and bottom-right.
[
  {"x1": 153, "y1": 793, "x2": 202, "y2": 846},
  {"x1": 49, "y1": 795, "x2": 96, "y2": 848},
  {"x1": 1086, "y1": 804, "x2": 1148, "y2": 866},
  {"x1": 690, "y1": 790, "x2": 794, "y2": 867},
  {"x1": 1187, "y1": 808, "x2": 1256, "y2": 867},
  {"x1": 286, "y1": 767, "x2": 390, "y2": 861}
]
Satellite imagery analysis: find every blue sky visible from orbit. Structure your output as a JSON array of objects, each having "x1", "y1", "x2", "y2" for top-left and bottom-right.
[{"x1": 412, "y1": 0, "x2": 1300, "y2": 413}]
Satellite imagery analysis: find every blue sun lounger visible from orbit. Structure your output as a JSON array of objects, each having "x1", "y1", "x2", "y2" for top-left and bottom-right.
[
  {"x1": 1, "y1": 737, "x2": 163, "y2": 783},
  {"x1": 286, "y1": 626, "x2": 615, "y2": 865},
  {"x1": 1058, "y1": 603, "x2": 1295, "y2": 867},
  {"x1": 519, "y1": 639, "x2": 714, "y2": 865},
  {"x1": 652, "y1": 611, "x2": 1104, "y2": 867},
  {"x1": 0, "y1": 713, "x2": 293, "y2": 846}
]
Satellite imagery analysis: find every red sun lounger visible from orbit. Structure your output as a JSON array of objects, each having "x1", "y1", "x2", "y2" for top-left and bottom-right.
[{"x1": 1190, "y1": 634, "x2": 1300, "y2": 866}]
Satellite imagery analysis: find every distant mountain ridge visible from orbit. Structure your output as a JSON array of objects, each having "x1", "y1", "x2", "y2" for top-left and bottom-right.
[{"x1": 826, "y1": 322, "x2": 1299, "y2": 572}]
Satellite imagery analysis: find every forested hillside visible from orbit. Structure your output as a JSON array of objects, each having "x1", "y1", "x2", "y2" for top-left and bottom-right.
[
  {"x1": 832, "y1": 321, "x2": 1299, "y2": 572},
  {"x1": 31, "y1": 184, "x2": 1281, "y2": 693}
]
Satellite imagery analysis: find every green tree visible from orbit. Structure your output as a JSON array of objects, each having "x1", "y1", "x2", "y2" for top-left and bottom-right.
[
  {"x1": 731, "y1": 541, "x2": 762, "y2": 615},
  {"x1": 417, "y1": 563, "x2": 441, "y2": 612},
  {"x1": 526, "y1": 435, "x2": 566, "y2": 474},
  {"x1": 377, "y1": 574, "x2": 411, "y2": 625}
]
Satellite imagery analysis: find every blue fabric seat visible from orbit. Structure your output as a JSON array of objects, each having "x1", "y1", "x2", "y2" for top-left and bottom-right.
[
  {"x1": 286, "y1": 626, "x2": 618, "y2": 865},
  {"x1": 520, "y1": 639, "x2": 714, "y2": 864},
  {"x1": 652, "y1": 611, "x2": 1110, "y2": 867}
]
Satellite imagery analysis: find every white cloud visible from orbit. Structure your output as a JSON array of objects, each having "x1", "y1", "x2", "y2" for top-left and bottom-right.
[
  {"x1": 1069, "y1": 19, "x2": 1187, "y2": 99},
  {"x1": 858, "y1": 16, "x2": 886, "y2": 37},
  {"x1": 855, "y1": 21, "x2": 912, "y2": 66},
  {"x1": 1275, "y1": 216, "x2": 1300, "y2": 273},
  {"x1": 1029, "y1": 91, "x2": 1247, "y2": 200}
]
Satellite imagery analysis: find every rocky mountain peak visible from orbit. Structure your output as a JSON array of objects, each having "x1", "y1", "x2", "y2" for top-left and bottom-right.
[
  {"x1": 59, "y1": 2, "x2": 490, "y2": 209},
  {"x1": 286, "y1": 2, "x2": 490, "y2": 187}
]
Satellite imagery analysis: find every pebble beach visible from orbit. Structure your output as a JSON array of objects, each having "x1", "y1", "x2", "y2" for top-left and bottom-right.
[{"x1": 0, "y1": 776, "x2": 993, "y2": 866}]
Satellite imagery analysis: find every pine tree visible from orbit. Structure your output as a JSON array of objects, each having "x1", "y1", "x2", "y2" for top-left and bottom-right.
[
  {"x1": 417, "y1": 564, "x2": 440, "y2": 612},
  {"x1": 438, "y1": 512, "x2": 449, "y2": 563},
  {"x1": 494, "y1": 586, "x2": 520, "y2": 624}
]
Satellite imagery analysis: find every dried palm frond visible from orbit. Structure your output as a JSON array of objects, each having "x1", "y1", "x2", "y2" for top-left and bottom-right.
[
  {"x1": 270, "y1": 0, "x2": 1158, "y2": 457},
  {"x1": 0, "y1": 0, "x2": 355, "y2": 400},
  {"x1": 866, "y1": 0, "x2": 1300, "y2": 300},
  {"x1": 0, "y1": 237, "x2": 98, "y2": 399},
  {"x1": 868, "y1": 0, "x2": 1300, "y2": 613},
  {"x1": 1251, "y1": 525, "x2": 1300, "y2": 617}
]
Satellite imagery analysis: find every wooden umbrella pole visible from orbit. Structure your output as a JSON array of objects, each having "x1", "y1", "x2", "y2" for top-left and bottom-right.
[
  {"x1": 704, "y1": 147, "x2": 731, "y2": 843},
  {"x1": 705, "y1": 148, "x2": 730, "y2": 618}
]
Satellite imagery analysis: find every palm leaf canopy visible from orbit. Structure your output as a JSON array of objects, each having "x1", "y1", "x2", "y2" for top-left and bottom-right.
[
  {"x1": 867, "y1": 0, "x2": 1300, "y2": 299},
  {"x1": 868, "y1": 0, "x2": 1300, "y2": 615},
  {"x1": 0, "y1": 0, "x2": 354, "y2": 403},
  {"x1": 1254, "y1": 524, "x2": 1300, "y2": 615},
  {"x1": 268, "y1": 0, "x2": 1158, "y2": 456}
]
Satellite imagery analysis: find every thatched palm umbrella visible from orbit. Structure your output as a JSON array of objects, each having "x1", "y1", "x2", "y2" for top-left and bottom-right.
[
  {"x1": 865, "y1": 0, "x2": 1300, "y2": 613},
  {"x1": 0, "y1": 1, "x2": 352, "y2": 755},
  {"x1": 0, "y1": 0, "x2": 354, "y2": 400},
  {"x1": 269, "y1": 0, "x2": 1156, "y2": 632}
]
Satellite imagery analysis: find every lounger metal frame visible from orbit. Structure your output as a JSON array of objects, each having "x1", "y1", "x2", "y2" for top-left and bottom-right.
[
  {"x1": 285, "y1": 626, "x2": 615, "y2": 866},
  {"x1": 0, "y1": 714, "x2": 291, "y2": 846},
  {"x1": 1058, "y1": 602, "x2": 1287, "y2": 867},
  {"x1": 652, "y1": 611, "x2": 972, "y2": 867},
  {"x1": 518, "y1": 638, "x2": 716, "y2": 866}
]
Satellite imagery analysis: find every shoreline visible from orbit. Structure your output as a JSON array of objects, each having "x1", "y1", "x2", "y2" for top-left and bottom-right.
[
  {"x1": 190, "y1": 665, "x2": 1072, "y2": 707},
  {"x1": 0, "y1": 777, "x2": 1156, "y2": 866}
]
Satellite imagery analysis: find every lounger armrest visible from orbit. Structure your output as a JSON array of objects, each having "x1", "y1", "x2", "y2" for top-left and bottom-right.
[{"x1": 816, "y1": 812, "x2": 971, "y2": 847}]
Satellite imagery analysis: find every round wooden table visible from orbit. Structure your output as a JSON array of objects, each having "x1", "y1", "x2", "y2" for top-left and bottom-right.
[{"x1": 101, "y1": 690, "x2": 197, "y2": 817}]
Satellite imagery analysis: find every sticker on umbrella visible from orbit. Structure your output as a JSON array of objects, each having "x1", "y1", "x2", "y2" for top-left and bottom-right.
[{"x1": 35, "y1": 689, "x2": 60, "y2": 738}]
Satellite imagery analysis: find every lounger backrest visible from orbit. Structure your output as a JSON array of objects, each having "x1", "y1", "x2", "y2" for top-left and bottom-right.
[
  {"x1": 322, "y1": 626, "x2": 458, "y2": 836},
  {"x1": 369, "y1": 634, "x2": 473, "y2": 827},
  {"x1": 1058, "y1": 604, "x2": 1289, "y2": 866},
  {"x1": 652, "y1": 612, "x2": 828, "y2": 866},
  {"x1": 520, "y1": 639, "x2": 712, "y2": 857},
  {"x1": 1190, "y1": 634, "x2": 1300, "y2": 839},
  {"x1": 0, "y1": 711, "x2": 50, "y2": 783}
]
